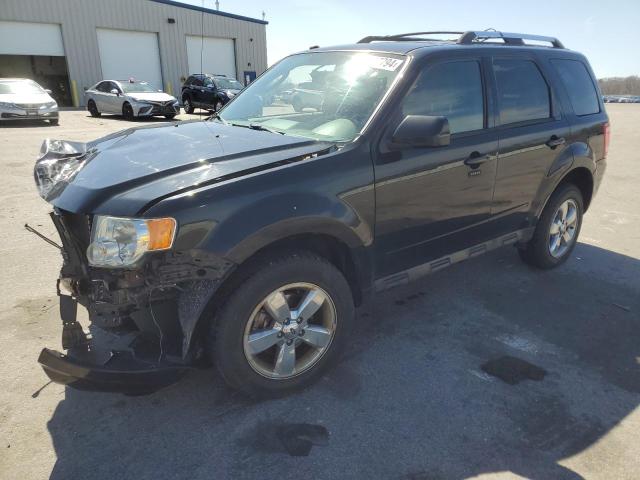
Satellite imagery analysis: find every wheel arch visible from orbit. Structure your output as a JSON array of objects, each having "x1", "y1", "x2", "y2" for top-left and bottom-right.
[
  {"x1": 536, "y1": 165, "x2": 595, "y2": 219},
  {"x1": 183, "y1": 231, "x2": 367, "y2": 359},
  {"x1": 557, "y1": 167, "x2": 594, "y2": 211}
]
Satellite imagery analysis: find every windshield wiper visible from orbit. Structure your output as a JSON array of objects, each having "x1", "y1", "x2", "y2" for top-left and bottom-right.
[
  {"x1": 228, "y1": 122, "x2": 285, "y2": 135},
  {"x1": 206, "y1": 112, "x2": 228, "y2": 125},
  {"x1": 249, "y1": 123, "x2": 285, "y2": 135}
]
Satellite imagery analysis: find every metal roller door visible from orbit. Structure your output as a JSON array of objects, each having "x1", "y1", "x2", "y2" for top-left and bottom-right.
[
  {"x1": 96, "y1": 28, "x2": 163, "y2": 89},
  {"x1": 186, "y1": 35, "x2": 236, "y2": 78}
]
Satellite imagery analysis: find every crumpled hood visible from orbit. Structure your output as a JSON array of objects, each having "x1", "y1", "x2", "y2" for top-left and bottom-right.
[
  {"x1": 127, "y1": 92, "x2": 176, "y2": 102},
  {"x1": 41, "y1": 120, "x2": 333, "y2": 216}
]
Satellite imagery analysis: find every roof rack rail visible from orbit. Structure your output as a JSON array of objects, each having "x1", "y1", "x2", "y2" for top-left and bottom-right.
[
  {"x1": 358, "y1": 32, "x2": 464, "y2": 43},
  {"x1": 357, "y1": 30, "x2": 565, "y2": 49},
  {"x1": 457, "y1": 31, "x2": 565, "y2": 48}
]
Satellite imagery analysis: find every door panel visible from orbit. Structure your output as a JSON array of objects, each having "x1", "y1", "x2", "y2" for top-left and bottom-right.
[
  {"x1": 374, "y1": 58, "x2": 498, "y2": 278},
  {"x1": 375, "y1": 135, "x2": 498, "y2": 277},
  {"x1": 102, "y1": 82, "x2": 120, "y2": 114},
  {"x1": 491, "y1": 57, "x2": 571, "y2": 231}
]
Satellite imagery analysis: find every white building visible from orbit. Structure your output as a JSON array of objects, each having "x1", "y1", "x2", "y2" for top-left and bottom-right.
[{"x1": 0, "y1": 0, "x2": 268, "y2": 105}]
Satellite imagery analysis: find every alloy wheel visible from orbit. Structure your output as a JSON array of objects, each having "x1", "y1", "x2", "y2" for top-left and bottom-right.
[
  {"x1": 243, "y1": 282, "x2": 337, "y2": 379},
  {"x1": 548, "y1": 199, "x2": 578, "y2": 258}
]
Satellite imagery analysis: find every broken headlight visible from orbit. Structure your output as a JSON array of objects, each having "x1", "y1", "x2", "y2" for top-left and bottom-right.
[
  {"x1": 34, "y1": 139, "x2": 92, "y2": 201},
  {"x1": 87, "y1": 216, "x2": 177, "y2": 268}
]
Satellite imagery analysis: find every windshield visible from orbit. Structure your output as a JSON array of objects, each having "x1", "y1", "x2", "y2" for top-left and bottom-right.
[
  {"x1": 0, "y1": 80, "x2": 45, "y2": 95},
  {"x1": 214, "y1": 78, "x2": 243, "y2": 90},
  {"x1": 120, "y1": 82, "x2": 157, "y2": 93},
  {"x1": 219, "y1": 51, "x2": 405, "y2": 142}
]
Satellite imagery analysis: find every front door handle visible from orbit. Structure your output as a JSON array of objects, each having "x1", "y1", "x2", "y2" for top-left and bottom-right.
[
  {"x1": 464, "y1": 152, "x2": 490, "y2": 169},
  {"x1": 546, "y1": 136, "x2": 566, "y2": 149}
]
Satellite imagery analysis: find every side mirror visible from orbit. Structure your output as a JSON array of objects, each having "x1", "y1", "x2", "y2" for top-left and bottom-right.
[
  {"x1": 44, "y1": 89, "x2": 52, "y2": 94},
  {"x1": 110, "y1": 89, "x2": 119, "y2": 95},
  {"x1": 392, "y1": 115, "x2": 450, "y2": 148}
]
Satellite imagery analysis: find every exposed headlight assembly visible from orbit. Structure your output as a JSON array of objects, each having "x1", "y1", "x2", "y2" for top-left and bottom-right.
[{"x1": 87, "y1": 216, "x2": 177, "y2": 268}]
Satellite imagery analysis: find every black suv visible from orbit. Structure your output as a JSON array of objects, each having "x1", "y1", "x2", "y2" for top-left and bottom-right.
[
  {"x1": 181, "y1": 73, "x2": 243, "y2": 113},
  {"x1": 34, "y1": 31, "x2": 609, "y2": 396}
]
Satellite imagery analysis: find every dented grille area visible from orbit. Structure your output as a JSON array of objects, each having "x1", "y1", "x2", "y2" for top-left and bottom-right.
[{"x1": 51, "y1": 210, "x2": 235, "y2": 359}]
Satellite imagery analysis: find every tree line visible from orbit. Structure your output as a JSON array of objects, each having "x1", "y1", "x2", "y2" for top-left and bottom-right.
[{"x1": 598, "y1": 76, "x2": 640, "y2": 95}]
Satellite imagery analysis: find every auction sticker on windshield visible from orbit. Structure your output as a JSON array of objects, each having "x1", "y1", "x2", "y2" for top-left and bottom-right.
[{"x1": 368, "y1": 56, "x2": 404, "y2": 71}]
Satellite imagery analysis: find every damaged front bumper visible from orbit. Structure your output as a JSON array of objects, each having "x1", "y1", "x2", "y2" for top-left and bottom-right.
[
  {"x1": 38, "y1": 348, "x2": 189, "y2": 395},
  {"x1": 38, "y1": 209, "x2": 235, "y2": 395}
]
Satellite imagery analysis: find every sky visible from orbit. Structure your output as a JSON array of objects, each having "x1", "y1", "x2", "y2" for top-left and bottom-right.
[{"x1": 179, "y1": 0, "x2": 639, "y2": 78}]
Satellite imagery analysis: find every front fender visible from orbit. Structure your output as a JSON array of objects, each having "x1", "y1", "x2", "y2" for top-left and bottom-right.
[{"x1": 205, "y1": 191, "x2": 372, "y2": 264}]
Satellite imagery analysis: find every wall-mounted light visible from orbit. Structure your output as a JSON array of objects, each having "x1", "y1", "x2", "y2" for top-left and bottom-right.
[{"x1": 167, "y1": 18, "x2": 176, "y2": 24}]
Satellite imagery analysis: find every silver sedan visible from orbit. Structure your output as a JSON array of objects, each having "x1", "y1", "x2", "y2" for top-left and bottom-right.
[
  {"x1": 85, "y1": 80, "x2": 180, "y2": 120},
  {"x1": 0, "y1": 78, "x2": 59, "y2": 125}
]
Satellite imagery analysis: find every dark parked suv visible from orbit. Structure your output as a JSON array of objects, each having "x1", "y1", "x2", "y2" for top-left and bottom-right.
[
  {"x1": 181, "y1": 73, "x2": 243, "y2": 113},
  {"x1": 34, "y1": 31, "x2": 609, "y2": 396}
]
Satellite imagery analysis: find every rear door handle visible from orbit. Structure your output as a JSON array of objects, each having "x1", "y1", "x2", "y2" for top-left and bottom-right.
[
  {"x1": 464, "y1": 152, "x2": 490, "y2": 169},
  {"x1": 546, "y1": 136, "x2": 566, "y2": 149}
]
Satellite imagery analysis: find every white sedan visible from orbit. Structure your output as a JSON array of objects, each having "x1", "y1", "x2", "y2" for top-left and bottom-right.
[
  {"x1": 0, "y1": 78, "x2": 59, "y2": 125},
  {"x1": 85, "y1": 80, "x2": 180, "y2": 120}
]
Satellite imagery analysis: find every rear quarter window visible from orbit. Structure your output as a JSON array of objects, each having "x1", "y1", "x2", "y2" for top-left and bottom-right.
[{"x1": 551, "y1": 59, "x2": 600, "y2": 116}]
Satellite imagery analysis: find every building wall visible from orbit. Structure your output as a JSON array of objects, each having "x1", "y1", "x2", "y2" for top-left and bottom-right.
[{"x1": 0, "y1": 0, "x2": 268, "y2": 105}]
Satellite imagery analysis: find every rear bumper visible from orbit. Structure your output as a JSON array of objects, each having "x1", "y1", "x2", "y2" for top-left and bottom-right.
[
  {"x1": 38, "y1": 347, "x2": 190, "y2": 395},
  {"x1": 593, "y1": 158, "x2": 607, "y2": 198}
]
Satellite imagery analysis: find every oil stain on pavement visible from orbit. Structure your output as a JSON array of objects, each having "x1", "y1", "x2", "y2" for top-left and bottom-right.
[
  {"x1": 238, "y1": 421, "x2": 329, "y2": 457},
  {"x1": 481, "y1": 355, "x2": 547, "y2": 385}
]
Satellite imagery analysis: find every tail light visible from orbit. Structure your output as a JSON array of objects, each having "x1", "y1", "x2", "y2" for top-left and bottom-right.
[{"x1": 603, "y1": 122, "x2": 611, "y2": 158}]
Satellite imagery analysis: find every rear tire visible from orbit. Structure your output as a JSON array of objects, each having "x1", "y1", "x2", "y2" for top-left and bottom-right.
[
  {"x1": 183, "y1": 97, "x2": 194, "y2": 114},
  {"x1": 518, "y1": 184, "x2": 584, "y2": 269},
  {"x1": 122, "y1": 102, "x2": 134, "y2": 121},
  {"x1": 210, "y1": 251, "x2": 355, "y2": 397},
  {"x1": 48, "y1": 118, "x2": 59, "y2": 126},
  {"x1": 87, "y1": 100, "x2": 101, "y2": 117},
  {"x1": 164, "y1": 114, "x2": 176, "y2": 120}
]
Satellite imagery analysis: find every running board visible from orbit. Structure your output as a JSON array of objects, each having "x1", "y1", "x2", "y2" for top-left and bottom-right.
[{"x1": 374, "y1": 229, "x2": 532, "y2": 292}]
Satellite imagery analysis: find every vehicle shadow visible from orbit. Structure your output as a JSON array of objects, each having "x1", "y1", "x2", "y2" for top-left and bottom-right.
[
  {"x1": 45, "y1": 242, "x2": 640, "y2": 480},
  {"x1": 0, "y1": 119, "x2": 58, "y2": 128}
]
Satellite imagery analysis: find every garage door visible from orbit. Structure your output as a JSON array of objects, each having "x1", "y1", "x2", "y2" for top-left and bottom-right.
[
  {"x1": 186, "y1": 36, "x2": 236, "y2": 79},
  {"x1": 96, "y1": 28, "x2": 163, "y2": 89},
  {"x1": 0, "y1": 21, "x2": 64, "y2": 56}
]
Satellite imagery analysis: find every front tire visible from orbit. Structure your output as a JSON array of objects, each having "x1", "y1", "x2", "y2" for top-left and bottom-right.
[
  {"x1": 210, "y1": 251, "x2": 355, "y2": 397},
  {"x1": 183, "y1": 97, "x2": 194, "y2": 114},
  {"x1": 518, "y1": 184, "x2": 584, "y2": 269}
]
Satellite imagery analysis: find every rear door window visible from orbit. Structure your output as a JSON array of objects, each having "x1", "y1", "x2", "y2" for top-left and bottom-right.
[
  {"x1": 551, "y1": 59, "x2": 600, "y2": 116},
  {"x1": 401, "y1": 60, "x2": 485, "y2": 134},
  {"x1": 493, "y1": 59, "x2": 551, "y2": 125}
]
